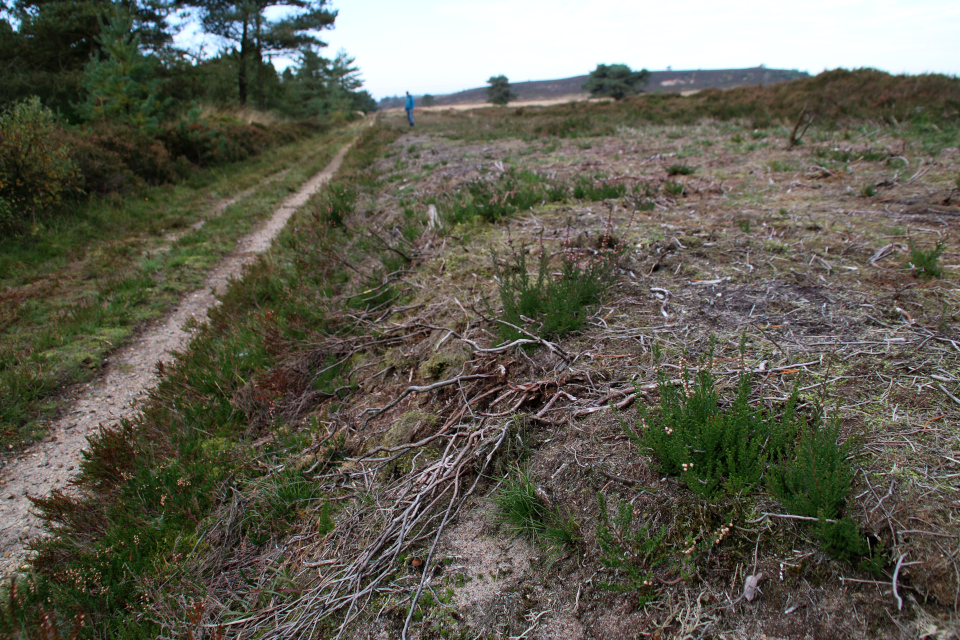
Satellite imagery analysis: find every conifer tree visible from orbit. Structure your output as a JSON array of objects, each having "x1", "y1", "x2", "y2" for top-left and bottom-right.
[
  {"x1": 583, "y1": 64, "x2": 650, "y2": 100},
  {"x1": 78, "y1": 8, "x2": 169, "y2": 129},
  {"x1": 191, "y1": 0, "x2": 336, "y2": 107},
  {"x1": 486, "y1": 74, "x2": 516, "y2": 106}
]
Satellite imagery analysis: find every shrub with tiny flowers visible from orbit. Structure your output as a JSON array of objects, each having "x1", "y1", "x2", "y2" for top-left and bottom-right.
[
  {"x1": 595, "y1": 492, "x2": 666, "y2": 599},
  {"x1": 625, "y1": 341, "x2": 801, "y2": 497}
]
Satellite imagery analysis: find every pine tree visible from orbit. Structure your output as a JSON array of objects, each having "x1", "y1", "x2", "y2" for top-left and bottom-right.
[
  {"x1": 486, "y1": 75, "x2": 516, "y2": 106},
  {"x1": 191, "y1": 0, "x2": 336, "y2": 107},
  {"x1": 77, "y1": 8, "x2": 169, "y2": 130},
  {"x1": 583, "y1": 64, "x2": 650, "y2": 100}
]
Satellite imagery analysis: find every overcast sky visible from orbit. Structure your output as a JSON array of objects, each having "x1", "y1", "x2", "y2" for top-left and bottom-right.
[{"x1": 314, "y1": 0, "x2": 960, "y2": 99}]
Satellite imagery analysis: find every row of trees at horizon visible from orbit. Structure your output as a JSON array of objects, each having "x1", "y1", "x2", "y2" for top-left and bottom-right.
[
  {"x1": 379, "y1": 64, "x2": 652, "y2": 110},
  {"x1": 0, "y1": 0, "x2": 376, "y2": 126}
]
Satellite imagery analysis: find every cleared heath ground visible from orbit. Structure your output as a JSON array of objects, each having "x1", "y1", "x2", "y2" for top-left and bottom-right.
[{"x1": 3, "y1": 70, "x2": 960, "y2": 639}]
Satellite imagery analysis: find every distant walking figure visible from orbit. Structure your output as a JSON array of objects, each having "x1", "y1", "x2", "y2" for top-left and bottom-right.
[{"x1": 405, "y1": 91, "x2": 415, "y2": 127}]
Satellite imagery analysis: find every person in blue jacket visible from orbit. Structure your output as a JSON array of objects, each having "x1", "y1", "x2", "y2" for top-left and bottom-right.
[{"x1": 405, "y1": 92, "x2": 415, "y2": 127}]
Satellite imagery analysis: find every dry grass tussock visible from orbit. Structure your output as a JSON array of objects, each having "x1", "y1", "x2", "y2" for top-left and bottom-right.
[{"x1": 196, "y1": 104, "x2": 283, "y2": 126}]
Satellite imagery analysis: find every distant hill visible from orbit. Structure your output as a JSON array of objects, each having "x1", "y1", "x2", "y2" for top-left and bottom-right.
[{"x1": 379, "y1": 67, "x2": 809, "y2": 109}]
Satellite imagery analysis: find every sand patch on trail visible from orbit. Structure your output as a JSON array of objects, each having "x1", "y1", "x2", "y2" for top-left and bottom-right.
[{"x1": 0, "y1": 140, "x2": 354, "y2": 576}]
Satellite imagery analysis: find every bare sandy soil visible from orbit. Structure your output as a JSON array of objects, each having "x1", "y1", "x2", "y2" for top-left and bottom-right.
[
  {"x1": 0, "y1": 141, "x2": 354, "y2": 576},
  {"x1": 382, "y1": 95, "x2": 602, "y2": 115}
]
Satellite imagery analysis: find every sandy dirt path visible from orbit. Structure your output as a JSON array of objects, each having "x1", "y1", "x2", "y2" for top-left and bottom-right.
[{"x1": 0, "y1": 139, "x2": 355, "y2": 576}]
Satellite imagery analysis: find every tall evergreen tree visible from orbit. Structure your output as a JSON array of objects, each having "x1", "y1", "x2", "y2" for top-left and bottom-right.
[
  {"x1": 78, "y1": 7, "x2": 169, "y2": 129},
  {"x1": 583, "y1": 64, "x2": 650, "y2": 100},
  {"x1": 486, "y1": 74, "x2": 516, "y2": 106},
  {"x1": 1, "y1": 0, "x2": 173, "y2": 115},
  {"x1": 192, "y1": 0, "x2": 335, "y2": 107},
  {"x1": 278, "y1": 48, "x2": 373, "y2": 118}
]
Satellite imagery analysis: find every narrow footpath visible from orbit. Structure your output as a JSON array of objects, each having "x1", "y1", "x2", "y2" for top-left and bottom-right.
[{"x1": 0, "y1": 139, "x2": 355, "y2": 576}]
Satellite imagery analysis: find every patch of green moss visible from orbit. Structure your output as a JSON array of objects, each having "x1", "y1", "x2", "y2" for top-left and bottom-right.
[
  {"x1": 383, "y1": 411, "x2": 432, "y2": 447},
  {"x1": 418, "y1": 345, "x2": 469, "y2": 380}
]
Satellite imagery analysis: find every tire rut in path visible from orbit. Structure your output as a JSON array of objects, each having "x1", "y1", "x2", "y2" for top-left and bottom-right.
[{"x1": 0, "y1": 140, "x2": 354, "y2": 576}]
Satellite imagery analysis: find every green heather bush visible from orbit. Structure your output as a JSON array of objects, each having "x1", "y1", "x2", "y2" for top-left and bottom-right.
[
  {"x1": 907, "y1": 240, "x2": 944, "y2": 278},
  {"x1": 767, "y1": 417, "x2": 857, "y2": 519},
  {"x1": 767, "y1": 420, "x2": 882, "y2": 572},
  {"x1": 627, "y1": 341, "x2": 880, "y2": 570},
  {"x1": 545, "y1": 179, "x2": 569, "y2": 202},
  {"x1": 767, "y1": 420, "x2": 886, "y2": 575},
  {"x1": 664, "y1": 180, "x2": 685, "y2": 196},
  {"x1": 494, "y1": 243, "x2": 616, "y2": 343},
  {"x1": 448, "y1": 168, "x2": 545, "y2": 224},
  {"x1": 66, "y1": 124, "x2": 177, "y2": 193},
  {"x1": 666, "y1": 164, "x2": 695, "y2": 176},
  {"x1": 595, "y1": 492, "x2": 665, "y2": 599},
  {"x1": 0, "y1": 97, "x2": 78, "y2": 231},
  {"x1": 317, "y1": 181, "x2": 356, "y2": 227},
  {"x1": 627, "y1": 344, "x2": 799, "y2": 496},
  {"x1": 572, "y1": 176, "x2": 626, "y2": 200}
]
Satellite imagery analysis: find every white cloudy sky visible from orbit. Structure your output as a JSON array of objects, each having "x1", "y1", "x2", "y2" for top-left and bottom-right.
[{"x1": 315, "y1": 0, "x2": 960, "y2": 99}]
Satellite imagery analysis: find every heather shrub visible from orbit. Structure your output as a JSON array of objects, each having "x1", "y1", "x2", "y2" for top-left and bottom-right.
[
  {"x1": 64, "y1": 130, "x2": 137, "y2": 194},
  {"x1": 447, "y1": 168, "x2": 546, "y2": 224},
  {"x1": 73, "y1": 124, "x2": 176, "y2": 189},
  {"x1": 767, "y1": 417, "x2": 857, "y2": 520},
  {"x1": 159, "y1": 117, "x2": 304, "y2": 168},
  {"x1": 494, "y1": 241, "x2": 617, "y2": 343},
  {"x1": 0, "y1": 97, "x2": 78, "y2": 231},
  {"x1": 627, "y1": 343, "x2": 800, "y2": 496}
]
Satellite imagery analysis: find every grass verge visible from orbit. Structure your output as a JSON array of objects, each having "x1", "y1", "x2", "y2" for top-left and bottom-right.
[
  {"x1": 0, "y1": 125, "x2": 354, "y2": 450},
  {"x1": 0, "y1": 123, "x2": 401, "y2": 637}
]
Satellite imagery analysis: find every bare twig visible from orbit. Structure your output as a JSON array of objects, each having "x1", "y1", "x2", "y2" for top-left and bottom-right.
[
  {"x1": 362, "y1": 374, "x2": 493, "y2": 425},
  {"x1": 495, "y1": 319, "x2": 571, "y2": 362},
  {"x1": 892, "y1": 553, "x2": 907, "y2": 611}
]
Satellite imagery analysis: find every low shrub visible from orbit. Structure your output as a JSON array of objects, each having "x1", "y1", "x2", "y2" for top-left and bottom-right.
[
  {"x1": 0, "y1": 97, "x2": 79, "y2": 231},
  {"x1": 595, "y1": 492, "x2": 666, "y2": 600},
  {"x1": 494, "y1": 242, "x2": 617, "y2": 343},
  {"x1": 626, "y1": 341, "x2": 881, "y2": 571},
  {"x1": 767, "y1": 417, "x2": 857, "y2": 519},
  {"x1": 907, "y1": 240, "x2": 944, "y2": 278},
  {"x1": 666, "y1": 164, "x2": 695, "y2": 176},
  {"x1": 572, "y1": 177, "x2": 626, "y2": 201},
  {"x1": 768, "y1": 417, "x2": 882, "y2": 572},
  {"x1": 316, "y1": 181, "x2": 356, "y2": 227},
  {"x1": 66, "y1": 124, "x2": 177, "y2": 193},
  {"x1": 664, "y1": 180, "x2": 685, "y2": 196},
  {"x1": 447, "y1": 169, "x2": 545, "y2": 224},
  {"x1": 626, "y1": 344, "x2": 799, "y2": 497},
  {"x1": 63, "y1": 130, "x2": 139, "y2": 194}
]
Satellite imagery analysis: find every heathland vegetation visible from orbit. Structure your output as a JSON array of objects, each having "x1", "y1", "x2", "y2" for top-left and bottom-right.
[
  {"x1": 0, "y1": 0, "x2": 375, "y2": 234},
  {"x1": 0, "y1": 0, "x2": 377, "y2": 450},
  {"x1": 3, "y1": 67, "x2": 960, "y2": 638}
]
